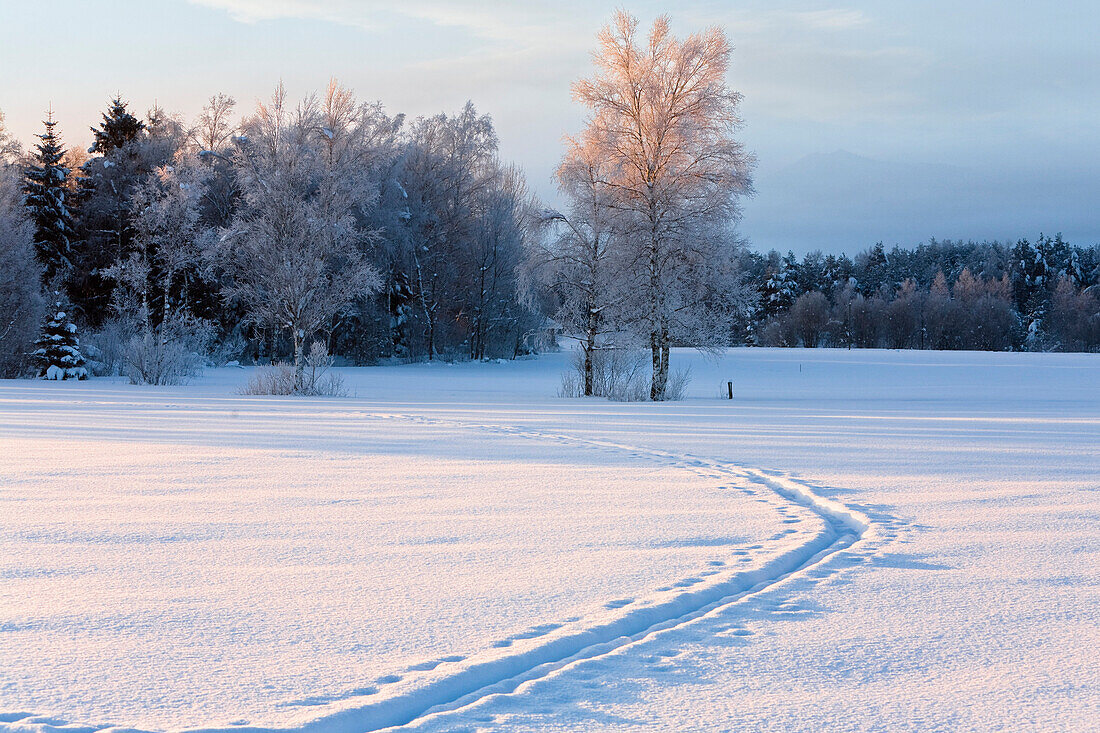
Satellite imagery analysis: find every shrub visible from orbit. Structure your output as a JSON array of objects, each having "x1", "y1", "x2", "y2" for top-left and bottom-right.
[
  {"x1": 560, "y1": 348, "x2": 690, "y2": 401},
  {"x1": 240, "y1": 341, "x2": 347, "y2": 396},
  {"x1": 85, "y1": 318, "x2": 136, "y2": 376},
  {"x1": 123, "y1": 315, "x2": 212, "y2": 385}
]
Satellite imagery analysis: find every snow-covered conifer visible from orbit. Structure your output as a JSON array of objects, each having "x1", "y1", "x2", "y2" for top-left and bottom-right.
[
  {"x1": 762, "y1": 252, "x2": 798, "y2": 315},
  {"x1": 24, "y1": 110, "x2": 75, "y2": 281},
  {"x1": 89, "y1": 97, "x2": 145, "y2": 155},
  {"x1": 34, "y1": 297, "x2": 88, "y2": 380}
]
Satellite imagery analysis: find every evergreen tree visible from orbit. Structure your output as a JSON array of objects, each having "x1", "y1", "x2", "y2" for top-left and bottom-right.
[
  {"x1": 762, "y1": 251, "x2": 798, "y2": 316},
  {"x1": 71, "y1": 97, "x2": 154, "y2": 324},
  {"x1": 857, "y1": 242, "x2": 889, "y2": 295},
  {"x1": 33, "y1": 296, "x2": 88, "y2": 380},
  {"x1": 89, "y1": 97, "x2": 145, "y2": 155},
  {"x1": 1011, "y1": 236, "x2": 1053, "y2": 341},
  {"x1": 24, "y1": 110, "x2": 75, "y2": 282}
]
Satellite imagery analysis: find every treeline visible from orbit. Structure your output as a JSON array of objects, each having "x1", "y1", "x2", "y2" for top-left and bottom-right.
[
  {"x1": 0, "y1": 85, "x2": 541, "y2": 382},
  {"x1": 738, "y1": 238, "x2": 1100, "y2": 352},
  {"x1": 1, "y1": 18, "x2": 1098, "y2": 394},
  {"x1": 1, "y1": 12, "x2": 761, "y2": 402}
]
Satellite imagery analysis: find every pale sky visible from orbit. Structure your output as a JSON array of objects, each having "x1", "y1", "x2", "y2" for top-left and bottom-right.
[{"x1": 2, "y1": 0, "x2": 1097, "y2": 253}]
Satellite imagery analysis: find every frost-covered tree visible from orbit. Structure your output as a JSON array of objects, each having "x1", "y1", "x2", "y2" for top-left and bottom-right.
[
  {"x1": 195, "y1": 93, "x2": 237, "y2": 153},
  {"x1": 24, "y1": 110, "x2": 75, "y2": 282},
  {"x1": 762, "y1": 251, "x2": 798, "y2": 316},
  {"x1": 1048, "y1": 277, "x2": 1100, "y2": 352},
  {"x1": 460, "y1": 164, "x2": 536, "y2": 360},
  {"x1": 398, "y1": 102, "x2": 502, "y2": 359},
  {"x1": 214, "y1": 84, "x2": 382, "y2": 388},
  {"x1": 72, "y1": 97, "x2": 165, "y2": 323},
  {"x1": 103, "y1": 158, "x2": 214, "y2": 383},
  {"x1": 787, "y1": 291, "x2": 830, "y2": 347},
  {"x1": 0, "y1": 109, "x2": 21, "y2": 164},
  {"x1": 532, "y1": 142, "x2": 627, "y2": 395},
  {"x1": 194, "y1": 94, "x2": 241, "y2": 232},
  {"x1": 572, "y1": 12, "x2": 754, "y2": 399},
  {"x1": 33, "y1": 296, "x2": 88, "y2": 380},
  {"x1": 0, "y1": 164, "x2": 44, "y2": 376}
]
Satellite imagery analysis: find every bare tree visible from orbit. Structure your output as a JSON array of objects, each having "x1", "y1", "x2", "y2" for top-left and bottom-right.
[
  {"x1": 195, "y1": 93, "x2": 237, "y2": 153},
  {"x1": 572, "y1": 11, "x2": 754, "y2": 399},
  {"x1": 788, "y1": 291, "x2": 830, "y2": 347}
]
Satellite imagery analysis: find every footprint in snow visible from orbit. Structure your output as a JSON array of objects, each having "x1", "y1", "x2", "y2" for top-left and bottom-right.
[
  {"x1": 604, "y1": 598, "x2": 633, "y2": 609},
  {"x1": 407, "y1": 660, "x2": 442, "y2": 672},
  {"x1": 673, "y1": 577, "x2": 702, "y2": 587}
]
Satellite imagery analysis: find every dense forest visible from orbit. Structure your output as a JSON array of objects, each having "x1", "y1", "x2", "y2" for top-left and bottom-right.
[
  {"x1": 1, "y1": 73, "x2": 1098, "y2": 392},
  {"x1": 739, "y1": 236, "x2": 1100, "y2": 352}
]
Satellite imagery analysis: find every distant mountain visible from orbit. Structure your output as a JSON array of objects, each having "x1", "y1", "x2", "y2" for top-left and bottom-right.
[{"x1": 739, "y1": 150, "x2": 1098, "y2": 255}]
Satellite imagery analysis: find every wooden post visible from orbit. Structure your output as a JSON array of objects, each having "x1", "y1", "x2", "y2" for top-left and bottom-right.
[{"x1": 727, "y1": 381, "x2": 733, "y2": 400}]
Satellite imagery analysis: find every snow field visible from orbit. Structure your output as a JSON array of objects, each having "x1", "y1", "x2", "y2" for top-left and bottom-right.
[
  {"x1": 2, "y1": 347, "x2": 1098, "y2": 731},
  {"x1": 0, "y1": 375, "x2": 829, "y2": 732}
]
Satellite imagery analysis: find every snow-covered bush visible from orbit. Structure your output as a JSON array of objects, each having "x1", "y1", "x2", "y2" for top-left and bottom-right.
[
  {"x1": 123, "y1": 315, "x2": 211, "y2": 385},
  {"x1": 662, "y1": 366, "x2": 692, "y2": 401},
  {"x1": 240, "y1": 364, "x2": 298, "y2": 396},
  {"x1": 560, "y1": 348, "x2": 689, "y2": 401},
  {"x1": 240, "y1": 341, "x2": 346, "y2": 397},
  {"x1": 84, "y1": 318, "x2": 136, "y2": 376},
  {"x1": 123, "y1": 333, "x2": 202, "y2": 386}
]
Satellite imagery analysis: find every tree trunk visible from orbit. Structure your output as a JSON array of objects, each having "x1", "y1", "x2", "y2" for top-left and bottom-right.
[
  {"x1": 292, "y1": 327, "x2": 304, "y2": 392},
  {"x1": 659, "y1": 342, "x2": 670, "y2": 398},
  {"x1": 650, "y1": 330, "x2": 662, "y2": 401},
  {"x1": 584, "y1": 305, "x2": 598, "y2": 396}
]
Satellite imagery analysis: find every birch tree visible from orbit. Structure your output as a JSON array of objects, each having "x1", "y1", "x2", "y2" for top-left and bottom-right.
[
  {"x1": 531, "y1": 141, "x2": 626, "y2": 395},
  {"x1": 573, "y1": 11, "x2": 754, "y2": 399}
]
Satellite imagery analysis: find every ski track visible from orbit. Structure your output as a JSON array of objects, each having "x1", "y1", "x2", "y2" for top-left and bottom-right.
[{"x1": 2, "y1": 411, "x2": 891, "y2": 733}]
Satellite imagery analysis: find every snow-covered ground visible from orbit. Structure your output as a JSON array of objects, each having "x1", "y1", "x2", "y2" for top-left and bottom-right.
[{"x1": 1, "y1": 348, "x2": 1098, "y2": 732}]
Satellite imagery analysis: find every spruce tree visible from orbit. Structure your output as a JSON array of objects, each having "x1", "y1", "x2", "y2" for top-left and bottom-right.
[
  {"x1": 71, "y1": 97, "x2": 148, "y2": 324},
  {"x1": 762, "y1": 252, "x2": 799, "y2": 316},
  {"x1": 24, "y1": 110, "x2": 74, "y2": 282},
  {"x1": 33, "y1": 297, "x2": 88, "y2": 380},
  {"x1": 89, "y1": 97, "x2": 145, "y2": 154}
]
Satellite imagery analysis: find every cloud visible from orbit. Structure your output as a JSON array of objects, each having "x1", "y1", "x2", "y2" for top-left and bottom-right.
[
  {"x1": 187, "y1": 0, "x2": 579, "y2": 42},
  {"x1": 188, "y1": 0, "x2": 380, "y2": 30},
  {"x1": 790, "y1": 9, "x2": 869, "y2": 30}
]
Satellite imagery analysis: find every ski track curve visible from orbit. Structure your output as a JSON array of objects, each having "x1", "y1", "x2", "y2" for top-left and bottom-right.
[{"x1": 2, "y1": 411, "x2": 890, "y2": 733}]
